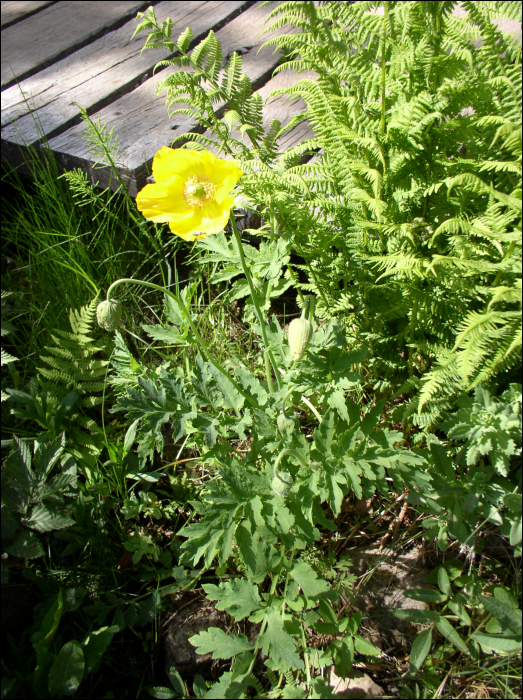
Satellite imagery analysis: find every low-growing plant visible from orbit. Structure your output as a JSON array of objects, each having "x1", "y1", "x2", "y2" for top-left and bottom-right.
[
  {"x1": 396, "y1": 559, "x2": 522, "y2": 697},
  {"x1": 1, "y1": 436, "x2": 77, "y2": 571},
  {"x1": 7, "y1": 297, "x2": 113, "y2": 474},
  {"x1": 410, "y1": 383, "x2": 522, "y2": 556}
]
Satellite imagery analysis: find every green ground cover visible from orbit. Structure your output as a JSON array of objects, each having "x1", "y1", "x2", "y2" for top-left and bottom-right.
[{"x1": 1, "y1": 2, "x2": 521, "y2": 698}]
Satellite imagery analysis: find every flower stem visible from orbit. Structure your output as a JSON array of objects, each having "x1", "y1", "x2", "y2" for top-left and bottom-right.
[
  {"x1": 105, "y1": 278, "x2": 257, "y2": 409},
  {"x1": 229, "y1": 215, "x2": 281, "y2": 392}
]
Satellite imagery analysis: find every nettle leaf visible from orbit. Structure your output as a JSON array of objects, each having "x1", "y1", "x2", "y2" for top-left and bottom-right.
[
  {"x1": 290, "y1": 560, "x2": 330, "y2": 599},
  {"x1": 259, "y1": 607, "x2": 304, "y2": 670},
  {"x1": 189, "y1": 628, "x2": 253, "y2": 659},
  {"x1": 203, "y1": 579, "x2": 262, "y2": 621},
  {"x1": 26, "y1": 504, "x2": 76, "y2": 533},
  {"x1": 5, "y1": 530, "x2": 45, "y2": 559}
]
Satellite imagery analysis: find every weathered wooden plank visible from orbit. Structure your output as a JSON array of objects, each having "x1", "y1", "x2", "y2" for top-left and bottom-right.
[
  {"x1": 46, "y1": 1, "x2": 300, "y2": 195},
  {"x1": 2, "y1": 2, "x2": 251, "y2": 170},
  {"x1": 1, "y1": 1, "x2": 55, "y2": 29},
  {"x1": 1, "y1": 1, "x2": 152, "y2": 89}
]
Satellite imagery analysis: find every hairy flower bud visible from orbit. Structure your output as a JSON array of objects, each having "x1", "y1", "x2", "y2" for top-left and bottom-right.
[
  {"x1": 277, "y1": 411, "x2": 297, "y2": 435},
  {"x1": 287, "y1": 317, "x2": 313, "y2": 361},
  {"x1": 96, "y1": 299, "x2": 122, "y2": 332},
  {"x1": 271, "y1": 470, "x2": 293, "y2": 498}
]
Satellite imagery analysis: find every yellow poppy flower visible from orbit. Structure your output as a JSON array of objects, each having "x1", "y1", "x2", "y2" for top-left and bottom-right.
[{"x1": 136, "y1": 147, "x2": 243, "y2": 241}]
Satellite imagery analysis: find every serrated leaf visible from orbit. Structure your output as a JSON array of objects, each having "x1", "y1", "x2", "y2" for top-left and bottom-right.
[
  {"x1": 234, "y1": 365, "x2": 268, "y2": 407},
  {"x1": 290, "y1": 560, "x2": 330, "y2": 599},
  {"x1": 189, "y1": 628, "x2": 253, "y2": 659},
  {"x1": 48, "y1": 640, "x2": 84, "y2": 697},
  {"x1": 26, "y1": 504, "x2": 76, "y2": 533},
  {"x1": 143, "y1": 324, "x2": 190, "y2": 346},
  {"x1": 435, "y1": 616, "x2": 469, "y2": 655},
  {"x1": 208, "y1": 364, "x2": 245, "y2": 413},
  {"x1": 168, "y1": 667, "x2": 186, "y2": 697},
  {"x1": 504, "y1": 493, "x2": 522, "y2": 515},
  {"x1": 259, "y1": 607, "x2": 303, "y2": 670},
  {"x1": 5, "y1": 530, "x2": 45, "y2": 559},
  {"x1": 203, "y1": 579, "x2": 262, "y2": 621},
  {"x1": 312, "y1": 409, "x2": 336, "y2": 461},
  {"x1": 410, "y1": 628, "x2": 432, "y2": 674},
  {"x1": 481, "y1": 596, "x2": 522, "y2": 634}
]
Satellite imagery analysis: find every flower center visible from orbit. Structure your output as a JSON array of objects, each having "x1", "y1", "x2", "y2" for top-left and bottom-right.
[{"x1": 183, "y1": 175, "x2": 216, "y2": 209}]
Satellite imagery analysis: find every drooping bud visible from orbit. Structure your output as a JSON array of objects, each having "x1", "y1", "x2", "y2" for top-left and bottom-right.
[
  {"x1": 271, "y1": 470, "x2": 293, "y2": 498},
  {"x1": 96, "y1": 299, "x2": 122, "y2": 332},
  {"x1": 287, "y1": 317, "x2": 313, "y2": 361},
  {"x1": 277, "y1": 411, "x2": 297, "y2": 435}
]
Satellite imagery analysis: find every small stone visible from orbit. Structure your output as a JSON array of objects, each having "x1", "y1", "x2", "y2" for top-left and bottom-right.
[{"x1": 330, "y1": 668, "x2": 385, "y2": 698}]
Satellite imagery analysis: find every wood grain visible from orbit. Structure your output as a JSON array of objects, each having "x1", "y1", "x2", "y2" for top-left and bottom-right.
[
  {"x1": 47, "y1": 1, "x2": 299, "y2": 195},
  {"x1": 2, "y1": 2, "x2": 251, "y2": 175},
  {"x1": 1, "y1": 1, "x2": 151, "y2": 89},
  {"x1": 1, "y1": 1, "x2": 54, "y2": 29}
]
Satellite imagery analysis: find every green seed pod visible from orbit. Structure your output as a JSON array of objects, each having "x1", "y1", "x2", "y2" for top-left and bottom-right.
[
  {"x1": 277, "y1": 411, "x2": 297, "y2": 435},
  {"x1": 271, "y1": 470, "x2": 293, "y2": 498},
  {"x1": 96, "y1": 299, "x2": 122, "y2": 332},
  {"x1": 287, "y1": 317, "x2": 313, "y2": 361}
]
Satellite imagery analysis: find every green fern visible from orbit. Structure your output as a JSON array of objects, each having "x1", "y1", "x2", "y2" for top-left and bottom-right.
[
  {"x1": 37, "y1": 295, "x2": 111, "y2": 407},
  {"x1": 136, "y1": 1, "x2": 521, "y2": 426},
  {"x1": 8, "y1": 296, "x2": 113, "y2": 472}
]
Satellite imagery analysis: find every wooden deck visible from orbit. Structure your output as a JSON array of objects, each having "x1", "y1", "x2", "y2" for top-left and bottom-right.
[
  {"x1": 1, "y1": 0, "x2": 316, "y2": 196},
  {"x1": 1, "y1": 2, "x2": 521, "y2": 197}
]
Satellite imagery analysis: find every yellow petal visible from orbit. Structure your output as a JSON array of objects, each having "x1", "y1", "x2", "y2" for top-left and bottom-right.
[
  {"x1": 136, "y1": 179, "x2": 187, "y2": 222},
  {"x1": 198, "y1": 197, "x2": 236, "y2": 234},
  {"x1": 205, "y1": 155, "x2": 243, "y2": 203},
  {"x1": 152, "y1": 146, "x2": 206, "y2": 184},
  {"x1": 168, "y1": 209, "x2": 204, "y2": 239}
]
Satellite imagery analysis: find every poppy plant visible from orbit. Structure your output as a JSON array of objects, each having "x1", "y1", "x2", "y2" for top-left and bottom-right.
[{"x1": 136, "y1": 147, "x2": 243, "y2": 241}]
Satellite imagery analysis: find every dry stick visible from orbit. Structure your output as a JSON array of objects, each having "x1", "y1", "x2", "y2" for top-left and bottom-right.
[
  {"x1": 334, "y1": 491, "x2": 406, "y2": 555},
  {"x1": 378, "y1": 489, "x2": 409, "y2": 553}
]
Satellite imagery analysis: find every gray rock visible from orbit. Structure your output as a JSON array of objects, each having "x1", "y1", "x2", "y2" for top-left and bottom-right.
[
  {"x1": 346, "y1": 544, "x2": 430, "y2": 648},
  {"x1": 163, "y1": 598, "x2": 262, "y2": 680},
  {"x1": 164, "y1": 600, "x2": 230, "y2": 679},
  {"x1": 330, "y1": 669, "x2": 386, "y2": 698}
]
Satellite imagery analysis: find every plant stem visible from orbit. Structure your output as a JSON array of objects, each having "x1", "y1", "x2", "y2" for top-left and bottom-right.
[
  {"x1": 105, "y1": 278, "x2": 257, "y2": 409},
  {"x1": 229, "y1": 214, "x2": 281, "y2": 392}
]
